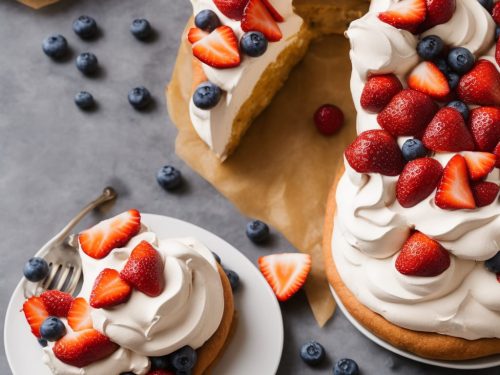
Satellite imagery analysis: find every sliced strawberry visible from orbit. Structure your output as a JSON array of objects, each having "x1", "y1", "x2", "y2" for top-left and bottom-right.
[
  {"x1": 120, "y1": 241, "x2": 164, "y2": 297},
  {"x1": 22, "y1": 296, "x2": 49, "y2": 338},
  {"x1": 90, "y1": 268, "x2": 132, "y2": 309},
  {"x1": 360, "y1": 74, "x2": 403, "y2": 113},
  {"x1": 378, "y1": 0, "x2": 427, "y2": 33},
  {"x1": 67, "y1": 297, "x2": 93, "y2": 331},
  {"x1": 191, "y1": 26, "x2": 241, "y2": 69},
  {"x1": 377, "y1": 89, "x2": 438, "y2": 137},
  {"x1": 40, "y1": 290, "x2": 74, "y2": 317},
  {"x1": 187, "y1": 27, "x2": 208, "y2": 44},
  {"x1": 261, "y1": 0, "x2": 284, "y2": 22},
  {"x1": 494, "y1": 142, "x2": 500, "y2": 168},
  {"x1": 458, "y1": 60, "x2": 500, "y2": 107},
  {"x1": 395, "y1": 232, "x2": 451, "y2": 277},
  {"x1": 435, "y1": 154, "x2": 476, "y2": 210},
  {"x1": 79, "y1": 209, "x2": 141, "y2": 260},
  {"x1": 213, "y1": 0, "x2": 249, "y2": 20},
  {"x1": 258, "y1": 253, "x2": 311, "y2": 302},
  {"x1": 419, "y1": 0, "x2": 456, "y2": 31},
  {"x1": 493, "y1": 2, "x2": 500, "y2": 25},
  {"x1": 396, "y1": 158, "x2": 443, "y2": 208},
  {"x1": 462, "y1": 152, "x2": 496, "y2": 181},
  {"x1": 469, "y1": 107, "x2": 500, "y2": 152},
  {"x1": 242, "y1": 0, "x2": 282, "y2": 42},
  {"x1": 53, "y1": 329, "x2": 118, "y2": 368},
  {"x1": 407, "y1": 61, "x2": 450, "y2": 100},
  {"x1": 422, "y1": 107, "x2": 474, "y2": 152},
  {"x1": 471, "y1": 181, "x2": 500, "y2": 207}
]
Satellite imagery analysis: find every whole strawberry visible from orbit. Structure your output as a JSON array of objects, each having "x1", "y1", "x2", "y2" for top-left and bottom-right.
[
  {"x1": 469, "y1": 107, "x2": 500, "y2": 152},
  {"x1": 457, "y1": 60, "x2": 500, "y2": 107},
  {"x1": 471, "y1": 181, "x2": 500, "y2": 207},
  {"x1": 345, "y1": 130, "x2": 404, "y2": 176},
  {"x1": 360, "y1": 74, "x2": 403, "y2": 113}
]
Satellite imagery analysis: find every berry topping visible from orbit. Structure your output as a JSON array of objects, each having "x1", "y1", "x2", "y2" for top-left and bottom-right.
[
  {"x1": 396, "y1": 158, "x2": 443, "y2": 208},
  {"x1": 300, "y1": 341, "x2": 325, "y2": 366},
  {"x1": 446, "y1": 100, "x2": 469, "y2": 120},
  {"x1": 360, "y1": 74, "x2": 403, "y2": 113},
  {"x1": 128, "y1": 86, "x2": 152, "y2": 110},
  {"x1": 471, "y1": 181, "x2": 499, "y2": 207},
  {"x1": 73, "y1": 15, "x2": 98, "y2": 39},
  {"x1": 74, "y1": 91, "x2": 95, "y2": 110},
  {"x1": 192, "y1": 82, "x2": 223, "y2": 110},
  {"x1": 408, "y1": 61, "x2": 450, "y2": 100},
  {"x1": 76, "y1": 52, "x2": 99, "y2": 75},
  {"x1": 67, "y1": 297, "x2": 93, "y2": 331},
  {"x1": 313, "y1": 104, "x2": 344, "y2": 136},
  {"x1": 457, "y1": 60, "x2": 500, "y2": 107},
  {"x1": 495, "y1": 142, "x2": 500, "y2": 168},
  {"x1": 377, "y1": 89, "x2": 438, "y2": 137},
  {"x1": 90, "y1": 268, "x2": 132, "y2": 309},
  {"x1": 422, "y1": 107, "x2": 474, "y2": 152},
  {"x1": 213, "y1": 0, "x2": 249, "y2": 20},
  {"x1": 246, "y1": 220, "x2": 270, "y2": 243},
  {"x1": 188, "y1": 28, "x2": 209, "y2": 44},
  {"x1": 22, "y1": 296, "x2": 49, "y2": 338},
  {"x1": 420, "y1": 0, "x2": 456, "y2": 30},
  {"x1": 261, "y1": 0, "x2": 285, "y2": 22},
  {"x1": 42, "y1": 35, "x2": 68, "y2": 59},
  {"x1": 496, "y1": 38, "x2": 500, "y2": 68},
  {"x1": 53, "y1": 328, "x2": 118, "y2": 368},
  {"x1": 469, "y1": 107, "x2": 500, "y2": 152},
  {"x1": 40, "y1": 317, "x2": 66, "y2": 342},
  {"x1": 435, "y1": 155, "x2": 476, "y2": 210},
  {"x1": 378, "y1": 0, "x2": 427, "y2": 33},
  {"x1": 224, "y1": 268, "x2": 240, "y2": 291},
  {"x1": 79, "y1": 209, "x2": 141, "y2": 260},
  {"x1": 401, "y1": 139, "x2": 428, "y2": 161},
  {"x1": 416, "y1": 35, "x2": 444, "y2": 61},
  {"x1": 334, "y1": 358, "x2": 360, "y2": 375},
  {"x1": 462, "y1": 152, "x2": 496, "y2": 181},
  {"x1": 240, "y1": 31, "x2": 268, "y2": 57},
  {"x1": 23, "y1": 257, "x2": 49, "y2": 282},
  {"x1": 190, "y1": 26, "x2": 241, "y2": 69},
  {"x1": 345, "y1": 130, "x2": 405, "y2": 176},
  {"x1": 40, "y1": 290, "x2": 74, "y2": 317},
  {"x1": 395, "y1": 232, "x2": 451, "y2": 277},
  {"x1": 130, "y1": 19, "x2": 153, "y2": 40},
  {"x1": 446, "y1": 71, "x2": 460, "y2": 91},
  {"x1": 195, "y1": 10, "x2": 221, "y2": 32},
  {"x1": 485, "y1": 252, "x2": 500, "y2": 273},
  {"x1": 242, "y1": 0, "x2": 282, "y2": 42},
  {"x1": 493, "y1": 2, "x2": 500, "y2": 24},
  {"x1": 171, "y1": 346, "x2": 197, "y2": 372},
  {"x1": 149, "y1": 355, "x2": 170, "y2": 370},
  {"x1": 38, "y1": 338, "x2": 48, "y2": 347},
  {"x1": 156, "y1": 165, "x2": 183, "y2": 190},
  {"x1": 447, "y1": 47, "x2": 475, "y2": 75},
  {"x1": 258, "y1": 253, "x2": 311, "y2": 301},
  {"x1": 120, "y1": 241, "x2": 165, "y2": 297}
]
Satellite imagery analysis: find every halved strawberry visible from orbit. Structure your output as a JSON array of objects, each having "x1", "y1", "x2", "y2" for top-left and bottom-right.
[
  {"x1": 471, "y1": 181, "x2": 500, "y2": 207},
  {"x1": 79, "y1": 209, "x2": 141, "y2": 260},
  {"x1": 378, "y1": 0, "x2": 427, "y2": 33},
  {"x1": 261, "y1": 0, "x2": 284, "y2": 22},
  {"x1": 462, "y1": 152, "x2": 496, "y2": 181},
  {"x1": 419, "y1": 0, "x2": 456, "y2": 31},
  {"x1": 90, "y1": 268, "x2": 132, "y2": 309},
  {"x1": 458, "y1": 60, "x2": 500, "y2": 107},
  {"x1": 242, "y1": 0, "x2": 282, "y2": 42},
  {"x1": 22, "y1": 296, "x2": 49, "y2": 338},
  {"x1": 258, "y1": 253, "x2": 311, "y2": 302},
  {"x1": 360, "y1": 74, "x2": 403, "y2": 113},
  {"x1": 40, "y1": 290, "x2": 74, "y2": 317},
  {"x1": 407, "y1": 61, "x2": 450, "y2": 100},
  {"x1": 395, "y1": 232, "x2": 451, "y2": 277},
  {"x1": 120, "y1": 241, "x2": 164, "y2": 297},
  {"x1": 435, "y1": 154, "x2": 476, "y2": 210},
  {"x1": 187, "y1": 28, "x2": 208, "y2": 44},
  {"x1": 67, "y1": 297, "x2": 93, "y2": 331},
  {"x1": 213, "y1": 0, "x2": 248, "y2": 20},
  {"x1": 191, "y1": 26, "x2": 241, "y2": 69},
  {"x1": 469, "y1": 107, "x2": 500, "y2": 152},
  {"x1": 53, "y1": 329, "x2": 118, "y2": 368}
]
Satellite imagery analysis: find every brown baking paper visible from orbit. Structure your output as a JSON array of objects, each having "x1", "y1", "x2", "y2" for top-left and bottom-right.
[
  {"x1": 16, "y1": 0, "x2": 60, "y2": 9},
  {"x1": 167, "y1": 29, "x2": 358, "y2": 326}
]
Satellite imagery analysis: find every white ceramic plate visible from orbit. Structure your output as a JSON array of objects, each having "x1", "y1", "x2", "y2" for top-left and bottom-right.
[
  {"x1": 330, "y1": 286, "x2": 500, "y2": 370},
  {"x1": 4, "y1": 214, "x2": 284, "y2": 375}
]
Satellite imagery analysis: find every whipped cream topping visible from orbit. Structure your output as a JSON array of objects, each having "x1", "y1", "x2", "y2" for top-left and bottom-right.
[
  {"x1": 188, "y1": 0, "x2": 304, "y2": 159},
  {"x1": 334, "y1": 0, "x2": 500, "y2": 340}
]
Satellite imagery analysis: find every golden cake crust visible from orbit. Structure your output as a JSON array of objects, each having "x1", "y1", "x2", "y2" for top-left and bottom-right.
[{"x1": 323, "y1": 166, "x2": 500, "y2": 361}]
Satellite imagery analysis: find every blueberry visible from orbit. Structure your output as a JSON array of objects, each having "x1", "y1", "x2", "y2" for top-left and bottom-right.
[
  {"x1": 446, "y1": 72, "x2": 460, "y2": 90},
  {"x1": 128, "y1": 86, "x2": 152, "y2": 109},
  {"x1": 131, "y1": 19, "x2": 152, "y2": 40},
  {"x1": 447, "y1": 47, "x2": 475, "y2": 75},
  {"x1": 334, "y1": 358, "x2": 359, "y2": 375},
  {"x1": 171, "y1": 346, "x2": 197, "y2": 371},
  {"x1": 496, "y1": 26, "x2": 500, "y2": 41},
  {"x1": 156, "y1": 165, "x2": 182, "y2": 190},
  {"x1": 194, "y1": 10, "x2": 220, "y2": 32},
  {"x1": 417, "y1": 35, "x2": 443, "y2": 61},
  {"x1": 212, "y1": 251, "x2": 222, "y2": 264},
  {"x1": 73, "y1": 15, "x2": 98, "y2": 39},
  {"x1": 434, "y1": 58, "x2": 451, "y2": 75},
  {"x1": 149, "y1": 355, "x2": 170, "y2": 369},
  {"x1": 74, "y1": 91, "x2": 95, "y2": 110},
  {"x1": 447, "y1": 100, "x2": 470, "y2": 120},
  {"x1": 40, "y1": 317, "x2": 66, "y2": 342},
  {"x1": 240, "y1": 31, "x2": 268, "y2": 57},
  {"x1": 485, "y1": 252, "x2": 500, "y2": 273},
  {"x1": 76, "y1": 52, "x2": 98, "y2": 75},
  {"x1": 401, "y1": 139, "x2": 428, "y2": 162},
  {"x1": 42, "y1": 35, "x2": 68, "y2": 59},
  {"x1": 478, "y1": 0, "x2": 493, "y2": 12},
  {"x1": 299, "y1": 341, "x2": 325, "y2": 366},
  {"x1": 224, "y1": 268, "x2": 240, "y2": 291},
  {"x1": 246, "y1": 220, "x2": 270, "y2": 243},
  {"x1": 38, "y1": 338, "x2": 48, "y2": 347},
  {"x1": 23, "y1": 257, "x2": 49, "y2": 282},
  {"x1": 192, "y1": 82, "x2": 222, "y2": 110}
]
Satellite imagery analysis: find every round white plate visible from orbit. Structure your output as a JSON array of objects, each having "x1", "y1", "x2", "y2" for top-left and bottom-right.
[
  {"x1": 4, "y1": 214, "x2": 284, "y2": 375},
  {"x1": 330, "y1": 286, "x2": 500, "y2": 370}
]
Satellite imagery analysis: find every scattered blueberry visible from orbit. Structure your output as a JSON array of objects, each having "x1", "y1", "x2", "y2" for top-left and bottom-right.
[
  {"x1": 40, "y1": 317, "x2": 66, "y2": 342},
  {"x1": 128, "y1": 86, "x2": 152, "y2": 109},
  {"x1": 416, "y1": 35, "x2": 443, "y2": 61},
  {"x1": 156, "y1": 165, "x2": 182, "y2": 190},
  {"x1": 73, "y1": 15, "x2": 98, "y2": 39},
  {"x1": 195, "y1": 9, "x2": 220, "y2": 32},
  {"x1": 38, "y1": 338, "x2": 48, "y2": 347},
  {"x1": 192, "y1": 82, "x2": 222, "y2": 110},
  {"x1": 447, "y1": 47, "x2": 475, "y2": 75},
  {"x1": 74, "y1": 91, "x2": 95, "y2": 110},
  {"x1": 171, "y1": 346, "x2": 197, "y2": 371},
  {"x1": 485, "y1": 252, "x2": 500, "y2": 273},
  {"x1": 131, "y1": 19, "x2": 153, "y2": 40},
  {"x1": 478, "y1": 0, "x2": 493, "y2": 12},
  {"x1": 224, "y1": 268, "x2": 240, "y2": 291},
  {"x1": 240, "y1": 31, "x2": 268, "y2": 57},
  {"x1": 212, "y1": 251, "x2": 222, "y2": 264},
  {"x1": 23, "y1": 257, "x2": 50, "y2": 282},
  {"x1": 149, "y1": 355, "x2": 170, "y2": 370},
  {"x1": 496, "y1": 26, "x2": 500, "y2": 41},
  {"x1": 401, "y1": 139, "x2": 428, "y2": 162},
  {"x1": 447, "y1": 100, "x2": 470, "y2": 120},
  {"x1": 76, "y1": 52, "x2": 99, "y2": 75},
  {"x1": 434, "y1": 58, "x2": 451, "y2": 75},
  {"x1": 42, "y1": 35, "x2": 68, "y2": 59},
  {"x1": 246, "y1": 220, "x2": 270, "y2": 243},
  {"x1": 299, "y1": 341, "x2": 325, "y2": 366},
  {"x1": 334, "y1": 358, "x2": 359, "y2": 375},
  {"x1": 446, "y1": 72, "x2": 460, "y2": 90}
]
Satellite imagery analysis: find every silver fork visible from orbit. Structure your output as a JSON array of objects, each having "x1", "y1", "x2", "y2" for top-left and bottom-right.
[{"x1": 23, "y1": 187, "x2": 117, "y2": 298}]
